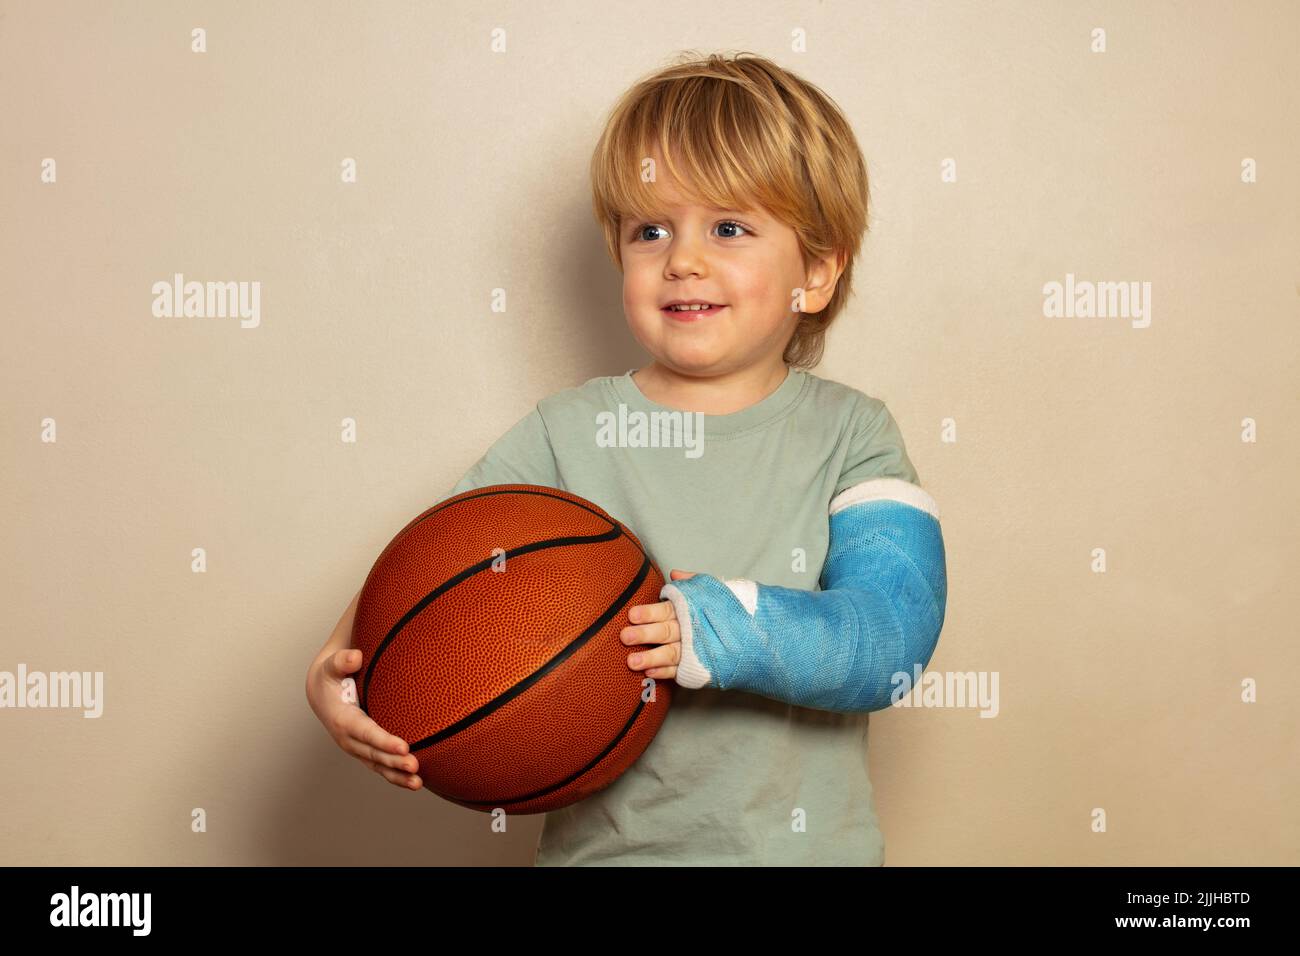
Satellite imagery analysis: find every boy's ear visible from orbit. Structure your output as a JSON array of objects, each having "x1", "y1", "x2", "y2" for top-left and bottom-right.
[{"x1": 800, "y1": 248, "x2": 847, "y2": 314}]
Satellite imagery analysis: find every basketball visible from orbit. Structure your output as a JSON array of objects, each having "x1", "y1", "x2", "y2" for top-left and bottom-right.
[{"x1": 350, "y1": 483, "x2": 672, "y2": 814}]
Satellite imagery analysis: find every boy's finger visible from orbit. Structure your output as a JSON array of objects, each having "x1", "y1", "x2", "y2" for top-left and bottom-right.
[
  {"x1": 341, "y1": 708, "x2": 410, "y2": 757},
  {"x1": 628, "y1": 642, "x2": 681, "y2": 671},
  {"x1": 329, "y1": 648, "x2": 363, "y2": 678},
  {"x1": 628, "y1": 599, "x2": 673, "y2": 624},
  {"x1": 362, "y1": 758, "x2": 422, "y2": 790},
  {"x1": 342, "y1": 732, "x2": 419, "y2": 772},
  {"x1": 622, "y1": 619, "x2": 680, "y2": 646}
]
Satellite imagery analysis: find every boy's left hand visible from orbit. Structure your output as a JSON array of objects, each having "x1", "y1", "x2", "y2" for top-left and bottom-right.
[{"x1": 621, "y1": 569, "x2": 695, "y2": 680}]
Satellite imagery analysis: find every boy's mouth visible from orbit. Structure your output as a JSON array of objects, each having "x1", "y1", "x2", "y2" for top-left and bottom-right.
[{"x1": 662, "y1": 302, "x2": 726, "y2": 320}]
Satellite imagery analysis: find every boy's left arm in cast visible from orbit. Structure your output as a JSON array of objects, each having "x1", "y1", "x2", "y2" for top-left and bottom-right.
[{"x1": 659, "y1": 404, "x2": 947, "y2": 713}]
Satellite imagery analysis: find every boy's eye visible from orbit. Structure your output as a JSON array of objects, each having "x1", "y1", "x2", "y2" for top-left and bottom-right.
[{"x1": 631, "y1": 220, "x2": 751, "y2": 242}]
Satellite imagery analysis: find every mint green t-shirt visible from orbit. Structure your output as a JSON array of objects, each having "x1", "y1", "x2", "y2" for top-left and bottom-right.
[{"x1": 444, "y1": 366, "x2": 919, "y2": 865}]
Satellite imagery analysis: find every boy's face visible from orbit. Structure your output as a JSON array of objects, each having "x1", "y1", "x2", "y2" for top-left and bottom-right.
[{"x1": 619, "y1": 162, "x2": 841, "y2": 379}]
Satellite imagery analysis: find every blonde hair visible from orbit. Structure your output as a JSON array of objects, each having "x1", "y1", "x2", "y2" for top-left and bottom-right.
[{"x1": 589, "y1": 51, "x2": 870, "y2": 369}]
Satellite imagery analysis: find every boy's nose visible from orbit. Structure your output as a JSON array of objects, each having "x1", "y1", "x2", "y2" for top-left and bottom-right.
[{"x1": 665, "y1": 252, "x2": 707, "y2": 279}]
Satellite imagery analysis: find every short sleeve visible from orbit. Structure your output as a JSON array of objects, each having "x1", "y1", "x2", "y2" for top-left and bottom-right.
[
  {"x1": 444, "y1": 406, "x2": 562, "y2": 499},
  {"x1": 833, "y1": 398, "x2": 919, "y2": 496}
]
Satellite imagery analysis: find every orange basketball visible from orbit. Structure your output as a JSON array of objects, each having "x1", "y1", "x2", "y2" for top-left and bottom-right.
[{"x1": 351, "y1": 483, "x2": 671, "y2": 814}]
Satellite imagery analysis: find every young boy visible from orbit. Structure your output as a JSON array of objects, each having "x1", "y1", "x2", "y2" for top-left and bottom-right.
[{"x1": 306, "y1": 51, "x2": 947, "y2": 866}]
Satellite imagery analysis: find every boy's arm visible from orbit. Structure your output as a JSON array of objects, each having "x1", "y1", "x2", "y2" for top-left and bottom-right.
[
  {"x1": 661, "y1": 477, "x2": 946, "y2": 712},
  {"x1": 659, "y1": 399, "x2": 946, "y2": 713}
]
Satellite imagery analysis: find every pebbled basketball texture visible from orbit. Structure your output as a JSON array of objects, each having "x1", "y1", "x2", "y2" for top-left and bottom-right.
[{"x1": 351, "y1": 484, "x2": 672, "y2": 814}]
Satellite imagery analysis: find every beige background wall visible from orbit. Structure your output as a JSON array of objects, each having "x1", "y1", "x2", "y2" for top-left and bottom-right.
[{"x1": 2, "y1": 0, "x2": 1296, "y2": 865}]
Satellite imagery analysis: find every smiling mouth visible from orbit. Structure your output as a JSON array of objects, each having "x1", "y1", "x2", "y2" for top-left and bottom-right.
[{"x1": 662, "y1": 304, "x2": 727, "y2": 319}]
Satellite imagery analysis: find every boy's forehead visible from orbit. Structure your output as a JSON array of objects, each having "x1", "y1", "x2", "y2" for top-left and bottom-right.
[
  {"x1": 650, "y1": 201, "x2": 753, "y2": 215},
  {"x1": 635, "y1": 190, "x2": 762, "y2": 218}
]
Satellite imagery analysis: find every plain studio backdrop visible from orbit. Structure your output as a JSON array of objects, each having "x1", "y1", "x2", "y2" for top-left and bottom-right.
[{"x1": 1, "y1": 0, "x2": 1296, "y2": 865}]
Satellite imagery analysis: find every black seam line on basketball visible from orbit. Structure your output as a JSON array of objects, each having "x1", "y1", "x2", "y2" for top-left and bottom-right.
[
  {"x1": 430, "y1": 696, "x2": 648, "y2": 809},
  {"x1": 407, "y1": 552, "x2": 652, "y2": 751},
  {"x1": 382, "y1": 488, "x2": 616, "y2": 553},
  {"x1": 443, "y1": 487, "x2": 652, "y2": 561},
  {"x1": 359, "y1": 523, "x2": 627, "y2": 713},
  {"x1": 434, "y1": 486, "x2": 617, "y2": 527},
  {"x1": 425, "y1": 487, "x2": 650, "y2": 562}
]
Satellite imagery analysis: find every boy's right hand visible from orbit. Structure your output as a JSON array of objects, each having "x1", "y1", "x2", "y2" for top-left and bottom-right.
[{"x1": 306, "y1": 646, "x2": 423, "y2": 791}]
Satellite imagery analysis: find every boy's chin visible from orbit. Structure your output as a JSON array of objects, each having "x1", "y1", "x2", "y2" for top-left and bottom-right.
[{"x1": 653, "y1": 351, "x2": 731, "y2": 376}]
